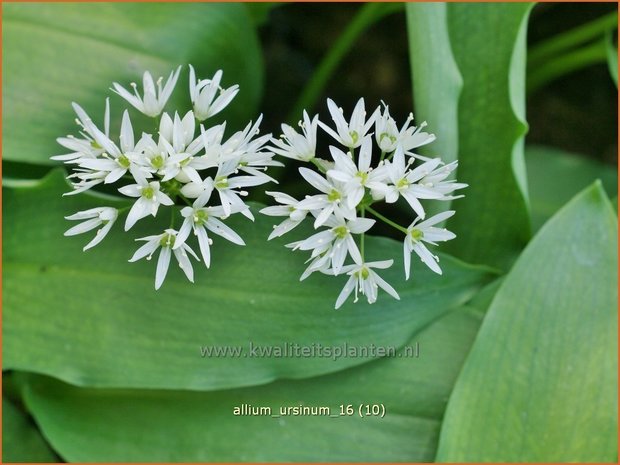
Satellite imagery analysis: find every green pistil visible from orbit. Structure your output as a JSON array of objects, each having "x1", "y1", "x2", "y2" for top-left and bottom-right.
[
  {"x1": 141, "y1": 186, "x2": 155, "y2": 200},
  {"x1": 356, "y1": 171, "x2": 368, "y2": 185},
  {"x1": 355, "y1": 267, "x2": 370, "y2": 280},
  {"x1": 159, "y1": 233, "x2": 176, "y2": 248},
  {"x1": 215, "y1": 176, "x2": 229, "y2": 189},
  {"x1": 333, "y1": 225, "x2": 349, "y2": 239},
  {"x1": 90, "y1": 141, "x2": 102, "y2": 150},
  {"x1": 379, "y1": 132, "x2": 397, "y2": 144},
  {"x1": 327, "y1": 189, "x2": 341, "y2": 202},
  {"x1": 350, "y1": 130, "x2": 359, "y2": 145},
  {"x1": 410, "y1": 228, "x2": 424, "y2": 242},
  {"x1": 117, "y1": 154, "x2": 131, "y2": 169},
  {"x1": 151, "y1": 155, "x2": 164, "y2": 170},
  {"x1": 396, "y1": 178, "x2": 409, "y2": 189},
  {"x1": 193, "y1": 209, "x2": 208, "y2": 226}
]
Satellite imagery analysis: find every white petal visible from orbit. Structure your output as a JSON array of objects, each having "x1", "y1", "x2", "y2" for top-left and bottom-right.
[
  {"x1": 357, "y1": 136, "x2": 372, "y2": 172},
  {"x1": 346, "y1": 185, "x2": 364, "y2": 209},
  {"x1": 64, "y1": 218, "x2": 100, "y2": 236},
  {"x1": 174, "y1": 218, "x2": 193, "y2": 249},
  {"x1": 83, "y1": 220, "x2": 114, "y2": 251},
  {"x1": 417, "y1": 210, "x2": 455, "y2": 228},
  {"x1": 373, "y1": 272, "x2": 400, "y2": 300},
  {"x1": 118, "y1": 184, "x2": 141, "y2": 198},
  {"x1": 335, "y1": 276, "x2": 356, "y2": 309},
  {"x1": 348, "y1": 217, "x2": 375, "y2": 234},
  {"x1": 404, "y1": 240, "x2": 412, "y2": 280},
  {"x1": 206, "y1": 217, "x2": 245, "y2": 245},
  {"x1": 120, "y1": 110, "x2": 134, "y2": 153},
  {"x1": 129, "y1": 240, "x2": 159, "y2": 262},
  {"x1": 330, "y1": 239, "x2": 348, "y2": 275},
  {"x1": 401, "y1": 191, "x2": 426, "y2": 219},
  {"x1": 413, "y1": 243, "x2": 442, "y2": 274},
  {"x1": 314, "y1": 204, "x2": 334, "y2": 228},
  {"x1": 345, "y1": 235, "x2": 362, "y2": 265},
  {"x1": 155, "y1": 247, "x2": 171, "y2": 289},
  {"x1": 173, "y1": 247, "x2": 194, "y2": 283},
  {"x1": 124, "y1": 198, "x2": 149, "y2": 231},
  {"x1": 299, "y1": 167, "x2": 331, "y2": 193},
  {"x1": 196, "y1": 227, "x2": 212, "y2": 268}
]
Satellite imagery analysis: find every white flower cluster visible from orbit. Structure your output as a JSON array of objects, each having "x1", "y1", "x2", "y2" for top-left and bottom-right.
[
  {"x1": 54, "y1": 65, "x2": 277, "y2": 289},
  {"x1": 262, "y1": 98, "x2": 466, "y2": 309}
]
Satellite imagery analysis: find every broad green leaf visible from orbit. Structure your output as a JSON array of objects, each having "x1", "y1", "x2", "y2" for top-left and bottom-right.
[
  {"x1": 414, "y1": 4, "x2": 533, "y2": 269},
  {"x1": 3, "y1": 398, "x2": 58, "y2": 463},
  {"x1": 526, "y1": 145, "x2": 618, "y2": 231},
  {"x1": 4, "y1": 170, "x2": 494, "y2": 391},
  {"x1": 21, "y1": 307, "x2": 484, "y2": 462},
  {"x1": 3, "y1": 3, "x2": 262, "y2": 167},
  {"x1": 606, "y1": 30, "x2": 618, "y2": 86},
  {"x1": 436, "y1": 182, "x2": 618, "y2": 462},
  {"x1": 406, "y1": 3, "x2": 463, "y2": 218},
  {"x1": 407, "y1": 3, "x2": 462, "y2": 164}
]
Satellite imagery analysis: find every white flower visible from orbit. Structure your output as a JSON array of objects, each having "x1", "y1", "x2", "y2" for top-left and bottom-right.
[
  {"x1": 290, "y1": 214, "x2": 374, "y2": 275},
  {"x1": 333, "y1": 259, "x2": 399, "y2": 309},
  {"x1": 132, "y1": 133, "x2": 168, "y2": 177},
  {"x1": 77, "y1": 110, "x2": 140, "y2": 184},
  {"x1": 374, "y1": 105, "x2": 436, "y2": 157},
  {"x1": 175, "y1": 187, "x2": 245, "y2": 267},
  {"x1": 270, "y1": 110, "x2": 319, "y2": 161},
  {"x1": 383, "y1": 147, "x2": 444, "y2": 219},
  {"x1": 319, "y1": 98, "x2": 378, "y2": 148},
  {"x1": 159, "y1": 111, "x2": 209, "y2": 184},
  {"x1": 64, "y1": 207, "x2": 118, "y2": 251},
  {"x1": 59, "y1": 102, "x2": 119, "y2": 195},
  {"x1": 159, "y1": 111, "x2": 201, "y2": 153},
  {"x1": 219, "y1": 116, "x2": 270, "y2": 163},
  {"x1": 403, "y1": 210, "x2": 456, "y2": 279},
  {"x1": 189, "y1": 66, "x2": 239, "y2": 121},
  {"x1": 418, "y1": 160, "x2": 468, "y2": 199},
  {"x1": 200, "y1": 122, "x2": 227, "y2": 163},
  {"x1": 118, "y1": 173, "x2": 174, "y2": 230},
  {"x1": 327, "y1": 136, "x2": 388, "y2": 209},
  {"x1": 211, "y1": 162, "x2": 264, "y2": 220},
  {"x1": 401, "y1": 121, "x2": 436, "y2": 159},
  {"x1": 180, "y1": 164, "x2": 256, "y2": 220},
  {"x1": 112, "y1": 66, "x2": 181, "y2": 117},
  {"x1": 52, "y1": 99, "x2": 110, "y2": 163},
  {"x1": 296, "y1": 167, "x2": 355, "y2": 227},
  {"x1": 260, "y1": 191, "x2": 308, "y2": 240},
  {"x1": 129, "y1": 229, "x2": 199, "y2": 290},
  {"x1": 64, "y1": 169, "x2": 108, "y2": 196}
]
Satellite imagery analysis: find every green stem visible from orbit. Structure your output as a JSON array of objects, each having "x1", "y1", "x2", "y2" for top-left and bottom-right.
[
  {"x1": 366, "y1": 206, "x2": 408, "y2": 234},
  {"x1": 528, "y1": 39, "x2": 608, "y2": 95},
  {"x1": 178, "y1": 194, "x2": 194, "y2": 207},
  {"x1": 528, "y1": 11, "x2": 617, "y2": 66},
  {"x1": 310, "y1": 157, "x2": 327, "y2": 174},
  {"x1": 360, "y1": 207, "x2": 366, "y2": 260},
  {"x1": 287, "y1": 2, "x2": 402, "y2": 122},
  {"x1": 169, "y1": 208, "x2": 176, "y2": 229}
]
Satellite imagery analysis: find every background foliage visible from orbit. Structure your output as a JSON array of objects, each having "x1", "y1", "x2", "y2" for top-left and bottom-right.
[{"x1": 3, "y1": 2, "x2": 618, "y2": 462}]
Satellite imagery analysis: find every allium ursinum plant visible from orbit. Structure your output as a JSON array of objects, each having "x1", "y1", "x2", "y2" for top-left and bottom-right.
[
  {"x1": 262, "y1": 98, "x2": 467, "y2": 309},
  {"x1": 54, "y1": 65, "x2": 278, "y2": 289}
]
